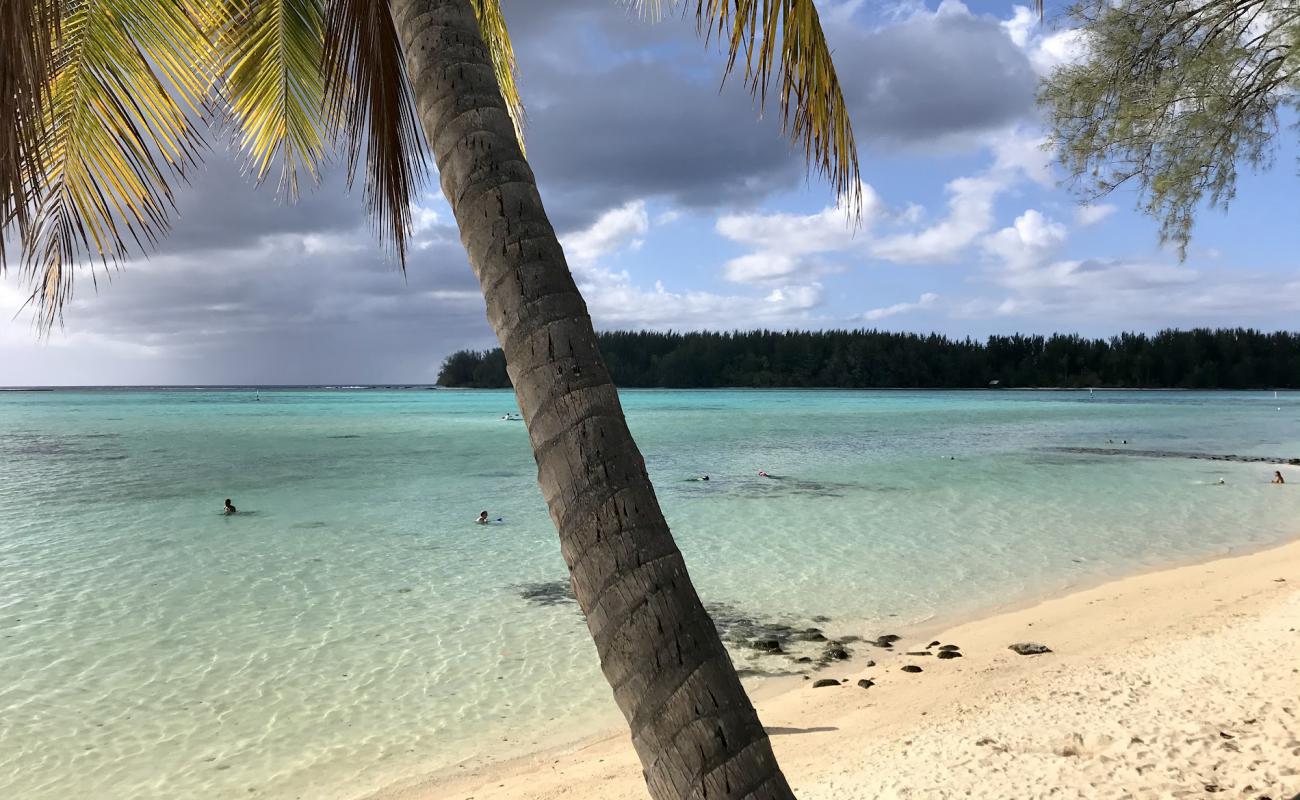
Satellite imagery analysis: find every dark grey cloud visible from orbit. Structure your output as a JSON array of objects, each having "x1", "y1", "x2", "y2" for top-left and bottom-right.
[
  {"x1": 831, "y1": 8, "x2": 1038, "y2": 149},
  {"x1": 500, "y1": 0, "x2": 806, "y2": 229},
  {"x1": 164, "y1": 149, "x2": 364, "y2": 254},
  {"x1": 30, "y1": 223, "x2": 495, "y2": 384},
  {"x1": 521, "y1": 63, "x2": 805, "y2": 229}
]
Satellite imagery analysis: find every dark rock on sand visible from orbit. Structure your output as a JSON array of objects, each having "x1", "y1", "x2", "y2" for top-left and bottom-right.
[
  {"x1": 796, "y1": 657, "x2": 813, "y2": 663},
  {"x1": 905, "y1": 651, "x2": 932, "y2": 656},
  {"x1": 865, "y1": 660, "x2": 876, "y2": 667},
  {"x1": 936, "y1": 650, "x2": 963, "y2": 659},
  {"x1": 938, "y1": 644, "x2": 960, "y2": 651},
  {"x1": 877, "y1": 634, "x2": 902, "y2": 643},
  {"x1": 1008, "y1": 642, "x2": 1052, "y2": 655},
  {"x1": 900, "y1": 665, "x2": 923, "y2": 673},
  {"x1": 927, "y1": 640, "x2": 941, "y2": 648},
  {"x1": 857, "y1": 679, "x2": 875, "y2": 689},
  {"x1": 823, "y1": 644, "x2": 851, "y2": 661},
  {"x1": 752, "y1": 639, "x2": 784, "y2": 654},
  {"x1": 812, "y1": 679, "x2": 841, "y2": 688}
]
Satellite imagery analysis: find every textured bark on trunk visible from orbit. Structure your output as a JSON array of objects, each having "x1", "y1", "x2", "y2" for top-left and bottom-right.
[{"x1": 389, "y1": 1, "x2": 796, "y2": 798}]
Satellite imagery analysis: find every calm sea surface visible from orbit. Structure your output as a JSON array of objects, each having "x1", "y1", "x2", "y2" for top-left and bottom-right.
[{"x1": 2, "y1": 388, "x2": 1298, "y2": 799}]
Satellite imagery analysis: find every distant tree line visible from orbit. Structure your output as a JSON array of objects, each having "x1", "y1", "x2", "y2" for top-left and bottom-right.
[{"x1": 437, "y1": 328, "x2": 1300, "y2": 389}]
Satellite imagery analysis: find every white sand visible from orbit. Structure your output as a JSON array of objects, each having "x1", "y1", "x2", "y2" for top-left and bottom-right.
[{"x1": 372, "y1": 539, "x2": 1300, "y2": 800}]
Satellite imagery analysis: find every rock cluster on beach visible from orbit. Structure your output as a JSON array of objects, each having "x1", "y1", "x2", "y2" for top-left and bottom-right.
[{"x1": 515, "y1": 579, "x2": 1046, "y2": 684}]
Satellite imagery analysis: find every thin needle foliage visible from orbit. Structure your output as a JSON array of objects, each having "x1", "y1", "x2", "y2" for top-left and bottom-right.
[{"x1": 1041, "y1": 0, "x2": 1300, "y2": 255}]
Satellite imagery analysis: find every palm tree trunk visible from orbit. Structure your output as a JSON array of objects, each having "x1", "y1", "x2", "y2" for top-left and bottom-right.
[{"x1": 388, "y1": 1, "x2": 795, "y2": 797}]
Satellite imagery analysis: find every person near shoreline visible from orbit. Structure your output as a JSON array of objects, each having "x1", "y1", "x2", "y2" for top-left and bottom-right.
[
  {"x1": 224, "y1": 499, "x2": 237, "y2": 515},
  {"x1": 1272, "y1": 471, "x2": 1286, "y2": 485}
]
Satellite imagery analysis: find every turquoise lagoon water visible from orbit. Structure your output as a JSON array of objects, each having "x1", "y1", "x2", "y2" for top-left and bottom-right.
[{"x1": 2, "y1": 388, "x2": 1299, "y2": 799}]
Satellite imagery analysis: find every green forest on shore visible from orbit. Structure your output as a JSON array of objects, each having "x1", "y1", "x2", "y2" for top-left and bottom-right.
[{"x1": 437, "y1": 328, "x2": 1300, "y2": 390}]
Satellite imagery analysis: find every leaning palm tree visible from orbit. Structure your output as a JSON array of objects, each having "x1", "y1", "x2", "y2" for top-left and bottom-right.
[{"x1": 1, "y1": 1, "x2": 859, "y2": 797}]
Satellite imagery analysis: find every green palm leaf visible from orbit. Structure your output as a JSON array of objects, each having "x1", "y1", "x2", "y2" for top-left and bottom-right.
[
  {"x1": 215, "y1": 0, "x2": 329, "y2": 199},
  {"x1": 20, "y1": 0, "x2": 208, "y2": 328}
]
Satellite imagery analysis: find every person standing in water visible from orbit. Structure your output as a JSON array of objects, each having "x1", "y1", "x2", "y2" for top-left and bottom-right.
[
  {"x1": 1272, "y1": 471, "x2": 1286, "y2": 485},
  {"x1": 477, "y1": 511, "x2": 491, "y2": 524},
  {"x1": 224, "y1": 499, "x2": 237, "y2": 515}
]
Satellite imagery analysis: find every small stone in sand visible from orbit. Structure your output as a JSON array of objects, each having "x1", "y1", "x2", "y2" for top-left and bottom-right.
[
  {"x1": 865, "y1": 660, "x2": 876, "y2": 667},
  {"x1": 938, "y1": 644, "x2": 960, "y2": 651},
  {"x1": 905, "y1": 651, "x2": 932, "y2": 656},
  {"x1": 1008, "y1": 642, "x2": 1053, "y2": 655},
  {"x1": 856, "y1": 679, "x2": 875, "y2": 689},
  {"x1": 812, "y1": 679, "x2": 840, "y2": 688},
  {"x1": 927, "y1": 640, "x2": 941, "y2": 648},
  {"x1": 900, "y1": 665, "x2": 923, "y2": 673},
  {"x1": 937, "y1": 650, "x2": 963, "y2": 659}
]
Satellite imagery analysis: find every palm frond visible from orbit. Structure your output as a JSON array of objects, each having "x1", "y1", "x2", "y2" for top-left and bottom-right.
[
  {"x1": 322, "y1": 0, "x2": 428, "y2": 267},
  {"x1": 471, "y1": 0, "x2": 525, "y2": 149},
  {"x1": 0, "y1": 0, "x2": 60, "y2": 269},
  {"x1": 19, "y1": 0, "x2": 208, "y2": 328},
  {"x1": 636, "y1": 0, "x2": 861, "y2": 215},
  {"x1": 215, "y1": 0, "x2": 328, "y2": 199}
]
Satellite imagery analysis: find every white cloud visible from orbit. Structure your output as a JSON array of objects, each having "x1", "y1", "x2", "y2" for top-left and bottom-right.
[
  {"x1": 983, "y1": 209, "x2": 1068, "y2": 271},
  {"x1": 863, "y1": 292, "x2": 939, "y2": 321},
  {"x1": 870, "y1": 127, "x2": 1054, "y2": 265},
  {"x1": 559, "y1": 200, "x2": 649, "y2": 267},
  {"x1": 1075, "y1": 203, "x2": 1117, "y2": 227},
  {"x1": 558, "y1": 202, "x2": 828, "y2": 330},
  {"x1": 716, "y1": 184, "x2": 885, "y2": 284},
  {"x1": 1003, "y1": 4, "x2": 1089, "y2": 75},
  {"x1": 871, "y1": 173, "x2": 1004, "y2": 263}
]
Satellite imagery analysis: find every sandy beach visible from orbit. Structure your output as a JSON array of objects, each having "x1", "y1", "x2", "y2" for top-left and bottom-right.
[{"x1": 372, "y1": 537, "x2": 1300, "y2": 800}]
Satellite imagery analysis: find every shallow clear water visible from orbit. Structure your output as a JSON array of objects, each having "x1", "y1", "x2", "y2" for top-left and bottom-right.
[{"x1": 1, "y1": 388, "x2": 1298, "y2": 799}]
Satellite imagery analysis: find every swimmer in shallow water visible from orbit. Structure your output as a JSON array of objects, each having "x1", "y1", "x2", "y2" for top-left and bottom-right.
[
  {"x1": 757, "y1": 470, "x2": 770, "y2": 478},
  {"x1": 224, "y1": 498, "x2": 237, "y2": 515},
  {"x1": 1273, "y1": 471, "x2": 1286, "y2": 485},
  {"x1": 477, "y1": 510, "x2": 490, "y2": 524}
]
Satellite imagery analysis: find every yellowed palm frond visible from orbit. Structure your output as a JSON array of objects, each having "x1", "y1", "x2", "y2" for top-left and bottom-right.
[
  {"x1": 0, "y1": 0, "x2": 60, "y2": 269},
  {"x1": 471, "y1": 0, "x2": 525, "y2": 149},
  {"x1": 20, "y1": 0, "x2": 208, "y2": 329},
  {"x1": 215, "y1": 0, "x2": 328, "y2": 199},
  {"x1": 322, "y1": 0, "x2": 428, "y2": 267},
  {"x1": 635, "y1": 0, "x2": 861, "y2": 214}
]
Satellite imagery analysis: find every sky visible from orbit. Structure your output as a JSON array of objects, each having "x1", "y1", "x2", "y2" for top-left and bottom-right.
[{"x1": 3, "y1": 0, "x2": 1299, "y2": 385}]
